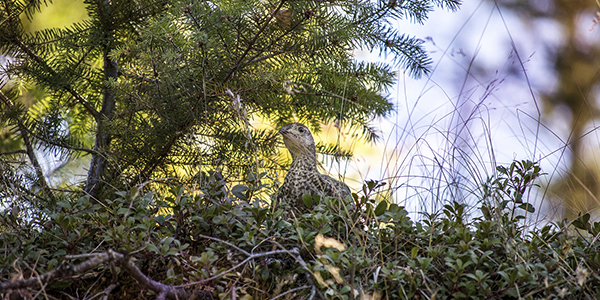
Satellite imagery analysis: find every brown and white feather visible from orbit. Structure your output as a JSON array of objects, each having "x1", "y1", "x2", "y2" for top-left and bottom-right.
[{"x1": 277, "y1": 123, "x2": 351, "y2": 210}]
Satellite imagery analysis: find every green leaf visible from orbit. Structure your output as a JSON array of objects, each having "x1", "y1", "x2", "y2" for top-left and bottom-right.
[
  {"x1": 496, "y1": 165, "x2": 507, "y2": 174},
  {"x1": 312, "y1": 194, "x2": 321, "y2": 206},
  {"x1": 411, "y1": 247, "x2": 419, "y2": 259},
  {"x1": 56, "y1": 200, "x2": 72, "y2": 210},
  {"x1": 517, "y1": 203, "x2": 535, "y2": 213},
  {"x1": 572, "y1": 213, "x2": 591, "y2": 231},
  {"x1": 302, "y1": 194, "x2": 313, "y2": 208},
  {"x1": 465, "y1": 273, "x2": 478, "y2": 281},
  {"x1": 367, "y1": 180, "x2": 377, "y2": 190},
  {"x1": 117, "y1": 207, "x2": 130, "y2": 215},
  {"x1": 231, "y1": 184, "x2": 248, "y2": 200},
  {"x1": 374, "y1": 201, "x2": 387, "y2": 216},
  {"x1": 166, "y1": 268, "x2": 175, "y2": 278},
  {"x1": 481, "y1": 205, "x2": 491, "y2": 220}
]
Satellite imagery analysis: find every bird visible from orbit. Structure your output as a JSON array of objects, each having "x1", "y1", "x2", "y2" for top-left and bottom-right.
[{"x1": 276, "y1": 122, "x2": 351, "y2": 211}]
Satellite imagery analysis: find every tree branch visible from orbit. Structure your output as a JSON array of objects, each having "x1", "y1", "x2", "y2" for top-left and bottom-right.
[
  {"x1": 178, "y1": 249, "x2": 296, "y2": 289},
  {"x1": 0, "y1": 150, "x2": 27, "y2": 156},
  {"x1": 0, "y1": 246, "x2": 317, "y2": 300},
  {"x1": 10, "y1": 38, "x2": 100, "y2": 120},
  {"x1": 222, "y1": 0, "x2": 287, "y2": 83},
  {"x1": 270, "y1": 285, "x2": 311, "y2": 300},
  {"x1": 0, "y1": 250, "x2": 215, "y2": 300},
  {"x1": 0, "y1": 252, "x2": 107, "y2": 291},
  {"x1": 175, "y1": 237, "x2": 321, "y2": 299},
  {"x1": 292, "y1": 248, "x2": 322, "y2": 300},
  {"x1": 0, "y1": 90, "x2": 55, "y2": 201},
  {"x1": 85, "y1": 0, "x2": 120, "y2": 199},
  {"x1": 196, "y1": 234, "x2": 250, "y2": 256}
]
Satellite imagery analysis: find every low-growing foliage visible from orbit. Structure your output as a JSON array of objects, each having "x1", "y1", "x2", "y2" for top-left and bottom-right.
[{"x1": 1, "y1": 161, "x2": 599, "y2": 299}]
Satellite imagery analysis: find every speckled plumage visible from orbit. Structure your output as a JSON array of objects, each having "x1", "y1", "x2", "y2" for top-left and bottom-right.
[{"x1": 277, "y1": 123, "x2": 351, "y2": 210}]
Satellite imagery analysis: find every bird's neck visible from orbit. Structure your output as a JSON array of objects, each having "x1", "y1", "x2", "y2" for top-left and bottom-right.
[{"x1": 290, "y1": 153, "x2": 317, "y2": 171}]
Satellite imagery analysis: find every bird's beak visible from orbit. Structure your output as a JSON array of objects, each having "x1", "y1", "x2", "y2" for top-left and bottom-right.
[{"x1": 279, "y1": 128, "x2": 288, "y2": 135}]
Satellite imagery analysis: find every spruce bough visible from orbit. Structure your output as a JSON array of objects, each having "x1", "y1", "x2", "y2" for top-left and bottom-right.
[{"x1": 0, "y1": 0, "x2": 460, "y2": 200}]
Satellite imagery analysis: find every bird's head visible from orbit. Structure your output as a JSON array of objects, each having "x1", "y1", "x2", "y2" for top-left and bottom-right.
[{"x1": 279, "y1": 123, "x2": 316, "y2": 159}]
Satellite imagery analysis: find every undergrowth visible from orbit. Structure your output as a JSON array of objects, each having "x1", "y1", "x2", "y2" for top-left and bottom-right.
[{"x1": 1, "y1": 160, "x2": 600, "y2": 299}]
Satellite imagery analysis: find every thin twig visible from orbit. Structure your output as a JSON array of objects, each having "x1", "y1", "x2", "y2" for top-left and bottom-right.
[
  {"x1": 292, "y1": 248, "x2": 323, "y2": 300},
  {"x1": 98, "y1": 283, "x2": 119, "y2": 300},
  {"x1": 0, "y1": 251, "x2": 108, "y2": 291},
  {"x1": 223, "y1": 0, "x2": 287, "y2": 83},
  {"x1": 176, "y1": 249, "x2": 296, "y2": 288},
  {"x1": 65, "y1": 253, "x2": 105, "y2": 260},
  {"x1": 270, "y1": 285, "x2": 311, "y2": 300},
  {"x1": 197, "y1": 234, "x2": 250, "y2": 256},
  {"x1": 0, "y1": 150, "x2": 27, "y2": 156}
]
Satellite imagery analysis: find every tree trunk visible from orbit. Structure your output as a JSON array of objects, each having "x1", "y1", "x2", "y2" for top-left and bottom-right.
[
  {"x1": 85, "y1": 1, "x2": 118, "y2": 199},
  {"x1": 85, "y1": 54, "x2": 117, "y2": 200}
]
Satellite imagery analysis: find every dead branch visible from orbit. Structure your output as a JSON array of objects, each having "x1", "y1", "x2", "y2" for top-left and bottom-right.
[
  {"x1": 184, "y1": 234, "x2": 322, "y2": 299},
  {"x1": 0, "y1": 245, "x2": 319, "y2": 300},
  {"x1": 176, "y1": 248, "x2": 298, "y2": 288},
  {"x1": 0, "y1": 250, "x2": 214, "y2": 300}
]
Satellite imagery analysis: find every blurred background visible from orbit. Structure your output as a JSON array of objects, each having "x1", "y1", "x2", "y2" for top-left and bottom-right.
[{"x1": 326, "y1": 0, "x2": 600, "y2": 223}]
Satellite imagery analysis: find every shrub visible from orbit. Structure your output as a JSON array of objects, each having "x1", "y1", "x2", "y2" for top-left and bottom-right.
[{"x1": 1, "y1": 161, "x2": 599, "y2": 299}]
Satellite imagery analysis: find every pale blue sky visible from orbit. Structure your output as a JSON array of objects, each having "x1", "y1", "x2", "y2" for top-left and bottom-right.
[{"x1": 342, "y1": 0, "x2": 600, "y2": 218}]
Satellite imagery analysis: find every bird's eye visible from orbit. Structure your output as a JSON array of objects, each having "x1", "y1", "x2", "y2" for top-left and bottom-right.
[{"x1": 298, "y1": 127, "x2": 305, "y2": 133}]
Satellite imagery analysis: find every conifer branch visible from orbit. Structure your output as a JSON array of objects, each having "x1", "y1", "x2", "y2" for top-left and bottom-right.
[
  {"x1": 223, "y1": 0, "x2": 287, "y2": 83},
  {"x1": 0, "y1": 90, "x2": 55, "y2": 201},
  {"x1": 0, "y1": 95, "x2": 96, "y2": 155},
  {"x1": 242, "y1": 10, "x2": 316, "y2": 68},
  {"x1": 28, "y1": 131, "x2": 97, "y2": 155},
  {"x1": 136, "y1": 128, "x2": 186, "y2": 184},
  {"x1": 0, "y1": 150, "x2": 27, "y2": 156},
  {"x1": 245, "y1": 45, "x2": 332, "y2": 66},
  {"x1": 0, "y1": 0, "x2": 98, "y2": 116},
  {"x1": 10, "y1": 38, "x2": 100, "y2": 120},
  {"x1": 0, "y1": 1, "x2": 22, "y2": 29}
]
